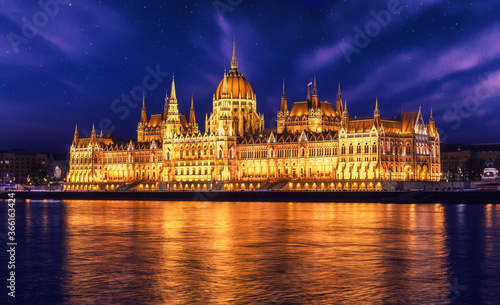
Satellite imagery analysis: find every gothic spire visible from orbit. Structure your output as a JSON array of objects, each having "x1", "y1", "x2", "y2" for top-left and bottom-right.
[
  {"x1": 374, "y1": 98, "x2": 380, "y2": 128},
  {"x1": 170, "y1": 73, "x2": 177, "y2": 103},
  {"x1": 341, "y1": 100, "x2": 349, "y2": 129},
  {"x1": 163, "y1": 90, "x2": 169, "y2": 119},
  {"x1": 306, "y1": 82, "x2": 311, "y2": 102},
  {"x1": 312, "y1": 76, "x2": 319, "y2": 108},
  {"x1": 280, "y1": 79, "x2": 288, "y2": 113},
  {"x1": 428, "y1": 108, "x2": 436, "y2": 137},
  {"x1": 336, "y1": 82, "x2": 343, "y2": 114},
  {"x1": 141, "y1": 95, "x2": 147, "y2": 122},
  {"x1": 230, "y1": 38, "x2": 238, "y2": 70},
  {"x1": 72, "y1": 124, "x2": 79, "y2": 145},
  {"x1": 90, "y1": 123, "x2": 96, "y2": 141},
  {"x1": 189, "y1": 95, "x2": 196, "y2": 125}
]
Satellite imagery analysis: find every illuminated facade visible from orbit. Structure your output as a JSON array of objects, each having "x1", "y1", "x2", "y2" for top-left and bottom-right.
[{"x1": 66, "y1": 43, "x2": 440, "y2": 191}]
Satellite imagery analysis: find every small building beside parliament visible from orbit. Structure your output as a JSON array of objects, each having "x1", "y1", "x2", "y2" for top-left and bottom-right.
[{"x1": 66, "y1": 44, "x2": 440, "y2": 191}]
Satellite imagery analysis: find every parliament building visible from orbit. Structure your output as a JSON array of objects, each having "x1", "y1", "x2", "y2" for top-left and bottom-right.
[{"x1": 66, "y1": 43, "x2": 440, "y2": 191}]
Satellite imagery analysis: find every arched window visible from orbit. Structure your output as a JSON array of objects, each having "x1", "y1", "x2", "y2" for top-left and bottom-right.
[
  {"x1": 364, "y1": 143, "x2": 369, "y2": 154},
  {"x1": 357, "y1": 143, "x2": 361, "y2": 154},
  {"x1": 341, "y1": 144, "x2": 346, "y2": 155},
  {"x1": 372, "y1": 143, "x2": 377, "y2": 153},
  {"x1": 349, "y1": 144, "x2": 353, "y2": 154}
]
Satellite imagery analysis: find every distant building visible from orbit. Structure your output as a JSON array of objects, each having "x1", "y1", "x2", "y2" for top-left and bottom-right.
[
  {"x1": 0, "y1": 149, "x2": 48, "y2": 184},
  {"x1": 66, "y1": 43, "x2": 440, "y2": 191},
  {"x1": 441, "y1": 143, "x2": 500, "y2": 181}
]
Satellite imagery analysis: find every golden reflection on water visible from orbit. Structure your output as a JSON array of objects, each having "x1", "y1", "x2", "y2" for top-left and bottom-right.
[{"x1": 59, "y1": 201, "x2": 460, "y2": 304}]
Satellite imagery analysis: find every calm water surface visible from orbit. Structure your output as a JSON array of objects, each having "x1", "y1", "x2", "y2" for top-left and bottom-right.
[{"x1": 1, "y1": 200, "x2": 500, "y2": 304}]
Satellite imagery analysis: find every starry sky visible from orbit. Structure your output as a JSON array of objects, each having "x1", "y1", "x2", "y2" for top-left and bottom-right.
[{"x1": 1, "y1": 0, "x2": 499, "y2": 153}]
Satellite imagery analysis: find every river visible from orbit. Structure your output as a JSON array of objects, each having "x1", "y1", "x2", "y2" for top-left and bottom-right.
[{"x1": 1, "y1": 200, "x2": 499, "y2": 304}]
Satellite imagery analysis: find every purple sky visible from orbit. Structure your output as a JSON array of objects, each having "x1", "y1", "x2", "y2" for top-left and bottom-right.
[{"x1": 1, "y1": 0, "x2": 499, "y2": 152}]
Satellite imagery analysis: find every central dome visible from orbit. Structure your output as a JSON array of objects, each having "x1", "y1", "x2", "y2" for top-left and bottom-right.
[
  {"x1": 215, "y1": 69, "x2": 254, "y2": 100},
  {"x1": 215, "y1": 41, "x2": 254, "y2": 100}
]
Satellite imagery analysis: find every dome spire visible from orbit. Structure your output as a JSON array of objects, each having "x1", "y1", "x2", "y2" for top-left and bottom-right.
[{"x1": 230, "y1": 38, "x2": 238, "y2": 70}]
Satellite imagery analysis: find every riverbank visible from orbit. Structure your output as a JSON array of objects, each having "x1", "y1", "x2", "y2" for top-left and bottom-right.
[{"x1": 1, "y1": 190, "x2": 499, "y2": 203}]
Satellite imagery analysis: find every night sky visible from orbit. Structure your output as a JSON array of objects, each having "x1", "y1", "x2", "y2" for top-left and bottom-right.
[{"x1": 1, "y1": 0, "x2": 499, "y2": 153}]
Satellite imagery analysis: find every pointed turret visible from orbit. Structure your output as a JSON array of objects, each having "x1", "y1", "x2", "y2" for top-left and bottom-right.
[
  {"x1": 90, "y1": 123, "x2": 96, "y2": 142},
  {"x1": 167, "y1": 74, "x2": 179, "y2": 116},
  {"x1": 72, "y1": 124, "x2": 79, "y2": 146},
  {"x1": 336, "y1": 82, "x2": 343, "y2": 114},
  {"x1": 170, "y1": 74, "x2": 177, "y2": 103},
  {"x1": 222, "y1": 69, "x2": 228, "y2": 97},
  {"x1": 163, "y1": 90, "x2": 169, "y2": 119},
  {"x1": 342, "y1": 100, "x2": 349, "y2": 129},
  {"x1": 429, "y1": 108, "x2": 437, "y2": 137},
  {"x1": 280, "y1": 79, "x2": 288, "y2": 113},
  {"x1": 306, "y1": 82, "x2": 311, "y2": 102},
  {"x1": 312, "y1": 76, "x2": 319, "y2": 108},
  {"x1": 230, "y1": 39, "x2": 238, "y2": 70},
  {"x1": 141, "y1": 95, "x2": 147, "y2": 122},
  {"x1": 189, "y1": 96, "x2": 196, "y2": 125},
  {"x1": 189, "y1": 95, "x2": 198, "y2": 133},
  {"x1": 374, "y1": 98, "x2": 380, "y2": 128},
  {"x1": 165, "y1": 74, "x2": 181, "y2": 136}
]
